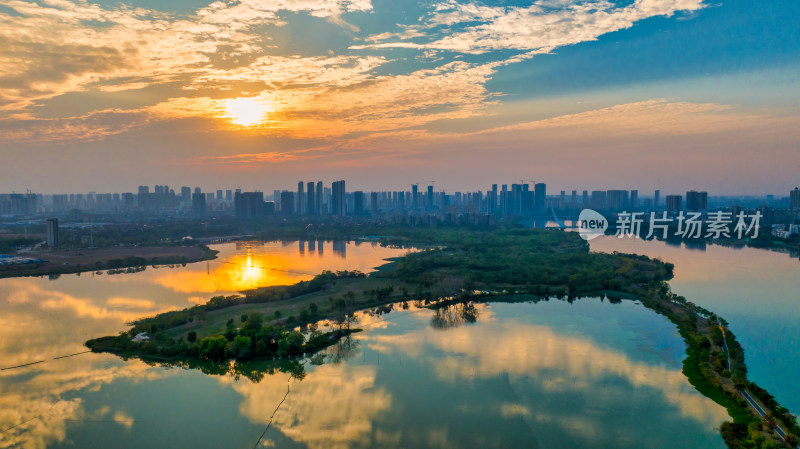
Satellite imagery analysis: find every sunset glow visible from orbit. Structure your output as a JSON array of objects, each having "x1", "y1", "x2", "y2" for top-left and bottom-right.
[
  {"x1": 0, "y1": 0, "x2": 797, "y2": 192},
  {"x1": 224, "y1": 97, "x2": 269, "y2": 127}
]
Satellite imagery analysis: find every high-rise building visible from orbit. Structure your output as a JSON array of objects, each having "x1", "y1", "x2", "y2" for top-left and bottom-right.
[
  {"x1": 686, "y1": 191, "x2": 708, "y2": 211},
  {"x1": 46, "y1": 218, "x2": 59, "y2": 248},
  {"x1": 790, "y1": 187, "x2": 800, "y2": 210},
  {"x1": 666, "y1": 195, "x2": 682, "y2": 214},
  {"x1": 180, "y1": 186, "x2": 191, "y2": 203},
  {"x1": 510, "y1": 184, "x2": 523, "y2": 214},
  {"x1": 606, "y1": 190, "x2": 630, "y2": 211},
  {"x1": 534, "y1": 183, "x2": 546, "y2": 213},
  {"x1": 192, "y1": 192, "x2": 206, "y2": 218},
  {"x1": 412, "y1": 184, "x2": 419, "y2": 210},
  {"x1": 216, "y1": 190, "x2": 223, "y2": 201},
  {"x1": 591, "y1": 190, "x2": 607, "y2": 209},
  {"x1": 137, "y1": 186, "x2": 149, "y2": 210},
  {"x1": 225, "y1": 190, "x2": 233, "y2": 201},
  {"x1": 630, "y1": 190, "x2": 638, "y2": 209},
  {"x1": 353, "y1": 191, "x2": 365, "y2": 215},
  {"x1": 280, "y1": 191, "x2": 295, "y2": 215},
  {"x1": 307, "y1": 182, "x2": 315, "y2": 215},
  {"x1": 297, "y1": 182, "x2": 305, "y2": 215},
  {"x1": 234, "y1": 191, "x2": 265, "y2": 219},
  {"x1": 488, "y1": 184, "x2": 498, "y2": 214},
  {"x1": 316, "y1": 181, "x2": 323, "y2": 215},
  {"x1": 654, "y1": 190, "x2": 660, "y2": 209},
  {"x1": 582, "y1": 190, "x2": 588, "y2": 205},
  {"x1": 370, "y1": 192, "x2": 378, "y2": 213},
  {"x1": 427, "y1": 185, "x2": 434, "y2": 211},
  {"x1": 332, "y1": 180, "x2": 346, "y2": 216}
]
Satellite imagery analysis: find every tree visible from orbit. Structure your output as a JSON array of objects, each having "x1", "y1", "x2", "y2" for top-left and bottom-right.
[
  {"x1": 762, "y1": 413, "x2": 776, "y2": 430},
  {"x1": 228, "y1": 335, "x2": 252, "y2": 359},
  {"x1": 187, "y1": 331, "x2": 197, "y2": 343},
  {"x1": 277, "y1": 331, "x2": 304, "y2": 357},
  {"x1": 309, "y1": 303, "x2": 319, "y2": 315},
  {"x1": 224, "y1": 320, "x2": 237, "y2": 341},
  {"x1": 731, "y1": 372, "x2": 747, "y2": 390},
  {"x1": 241, "y1": 312, "x2": 263, "y2": 334},
  {"x1": 199, "y1": 336, "x2": 228, "y2": 360}
]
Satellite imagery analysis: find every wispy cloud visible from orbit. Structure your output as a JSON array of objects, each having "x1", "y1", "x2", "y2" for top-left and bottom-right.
[
  {"x1": 0, "y1": 0, "x2": 711, "y2": 146},
  {"x1": 356, "y1": 0, "x2": 706, "y2": 53}
]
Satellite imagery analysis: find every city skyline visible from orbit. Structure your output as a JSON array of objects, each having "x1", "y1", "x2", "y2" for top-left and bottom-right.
[
  {"x1": 1, "y1": 0, "x2": 798, "y2": 193},
  {"x1": 5, "y1": 181, "x2": 799, "y2": 218}
]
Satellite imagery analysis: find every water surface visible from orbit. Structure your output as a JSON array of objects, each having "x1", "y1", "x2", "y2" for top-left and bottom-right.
[
  {"x1": 591, "y1": 235, "x2": 800, "y2": 415},
  {"x1": 0, "y1": 238, "x2": 736, "y2": 448}
]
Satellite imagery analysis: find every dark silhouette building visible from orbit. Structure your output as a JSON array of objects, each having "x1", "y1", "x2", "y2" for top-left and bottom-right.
[
  {"x1": 353, "y1": 191, "x2": 365, "y2": 215},
  {"x1": 46, "y1": 218, "x2": 59, "y2": 248},
  {"x1": 686, "y1": 191, "x2": 708, "y2": 211},
  {"x1": 534, "y1": 183, "x2": 546, "y2": 213},
  {"x1": 306, "y1": 182, "x2": 315, "y2": 215},
  {"x1": 791, "y1": 187, "x2": 800, "y2": 210},
  {"x1": 297, "y1": 182, "x2": 305, "y2": 215},
  {"x1": 192, "y1": 192, "x2": 206, "y2": 218},
  {"x1": 666, "y1": 195, "x2": 682, "y2": 214},
  {"x1": 332, "y1": 180, "x2": 346, "y2": 216},
  {"x1": 234, "y1": 191, "x2": 266, "y2": 219},
  {"x1": 280, "y1": 191, "x2": 295, "y2": 215}
]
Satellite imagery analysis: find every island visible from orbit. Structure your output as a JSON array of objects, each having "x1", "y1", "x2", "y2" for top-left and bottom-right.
[{"x1": 85, "y1": 226, "x2": 799, "y2": 449}]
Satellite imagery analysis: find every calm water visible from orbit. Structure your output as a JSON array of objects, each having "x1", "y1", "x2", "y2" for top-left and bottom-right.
[
  {"x1": 591, "y1": 236, "x2": 800, "y2": 415},
  {"x1": 0, "y1": 240, "x2": 408, "y2": 449},
  {"x1": 0, "y1": 237, "x2": 745, "y2": 448}
]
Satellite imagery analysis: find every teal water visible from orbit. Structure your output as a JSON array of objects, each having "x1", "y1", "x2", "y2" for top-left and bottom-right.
[
  {"x1": 0, "y1": 240, "x2": 732, "y2": 448},
  {"x1": 591, "y1": 236, "x2": 800, "y2": 416}
]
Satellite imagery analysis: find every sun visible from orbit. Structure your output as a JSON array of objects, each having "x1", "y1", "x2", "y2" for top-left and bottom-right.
[{"x1": 224, "y1": 97, "x2": 268, "y2": 127}]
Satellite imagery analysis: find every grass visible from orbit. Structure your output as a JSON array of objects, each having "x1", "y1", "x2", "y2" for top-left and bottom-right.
[{"x1": 167, "y1": 276, "x2": 411, "y2": 340}]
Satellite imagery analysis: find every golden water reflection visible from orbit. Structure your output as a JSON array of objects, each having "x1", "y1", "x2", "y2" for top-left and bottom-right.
[
  {"x1": 151, "y1": 240, "x2": 407, "y2": 294},
  {"x1": 0, "y1": 240, "x2": 408, "y2": 449}
]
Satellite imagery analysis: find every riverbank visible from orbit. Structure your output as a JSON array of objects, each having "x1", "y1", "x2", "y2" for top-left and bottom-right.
[{"x1": 0, "y1": 244, "x2": 218, "y2": 278}]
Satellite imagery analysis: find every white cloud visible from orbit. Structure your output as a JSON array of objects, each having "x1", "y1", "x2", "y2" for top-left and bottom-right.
[{"x1": 356, "y1": 0, "x2": 706, "y2": 53}]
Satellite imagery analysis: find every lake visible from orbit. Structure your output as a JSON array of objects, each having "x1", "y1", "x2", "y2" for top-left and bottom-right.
[
  {"x1": 0, "y1": 236, "x2": 775, "y2": 448},
  {"x1": 590, "y1": 235, "x2": 800, "y2": 417}
]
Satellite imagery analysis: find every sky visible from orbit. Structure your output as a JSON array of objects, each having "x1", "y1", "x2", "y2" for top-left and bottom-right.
[{"x1": 0, "y1": 0, "x2": 798, "y2": 195}]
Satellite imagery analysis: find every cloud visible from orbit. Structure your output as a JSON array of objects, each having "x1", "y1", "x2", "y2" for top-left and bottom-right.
[
  {"x1": 224, "y1": 363, "x2": 392, "y2": 449},
  {"x1": 471, "y1": 99, "x2": 741, "y2": 135},
  {"x1": 356, "y1": 0, "x2": 706, "y2": 54},
  {"x1": 1, "y1": 0, "x2": 709, "y2": 145},
  {"x1": 0, "y1": 56, "x2": 500, "y2": 142},
  {"x1": 0, "y1": 0, "x2": 377, "y2": 114},
  {"x1": 368, "y1": 317, "x2": 729, "y2": 430},
  {"x1": 106, "y1": 297, "x2": 156, "y2": 309}
]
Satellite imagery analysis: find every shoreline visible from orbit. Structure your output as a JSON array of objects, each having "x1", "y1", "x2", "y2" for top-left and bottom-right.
[{"x1": 0, "y1": 244, "x2": 218, "y2": 279}]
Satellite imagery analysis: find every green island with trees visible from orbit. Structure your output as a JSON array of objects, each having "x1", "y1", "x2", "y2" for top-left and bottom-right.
[{"x1": 85, "y1": 226, "x2": 798, "y2": 448}]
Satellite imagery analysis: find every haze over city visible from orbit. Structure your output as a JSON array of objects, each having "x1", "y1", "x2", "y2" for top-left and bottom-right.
[{"x1": 1, "y1": 0, "x2": 798, "y2": 193}]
